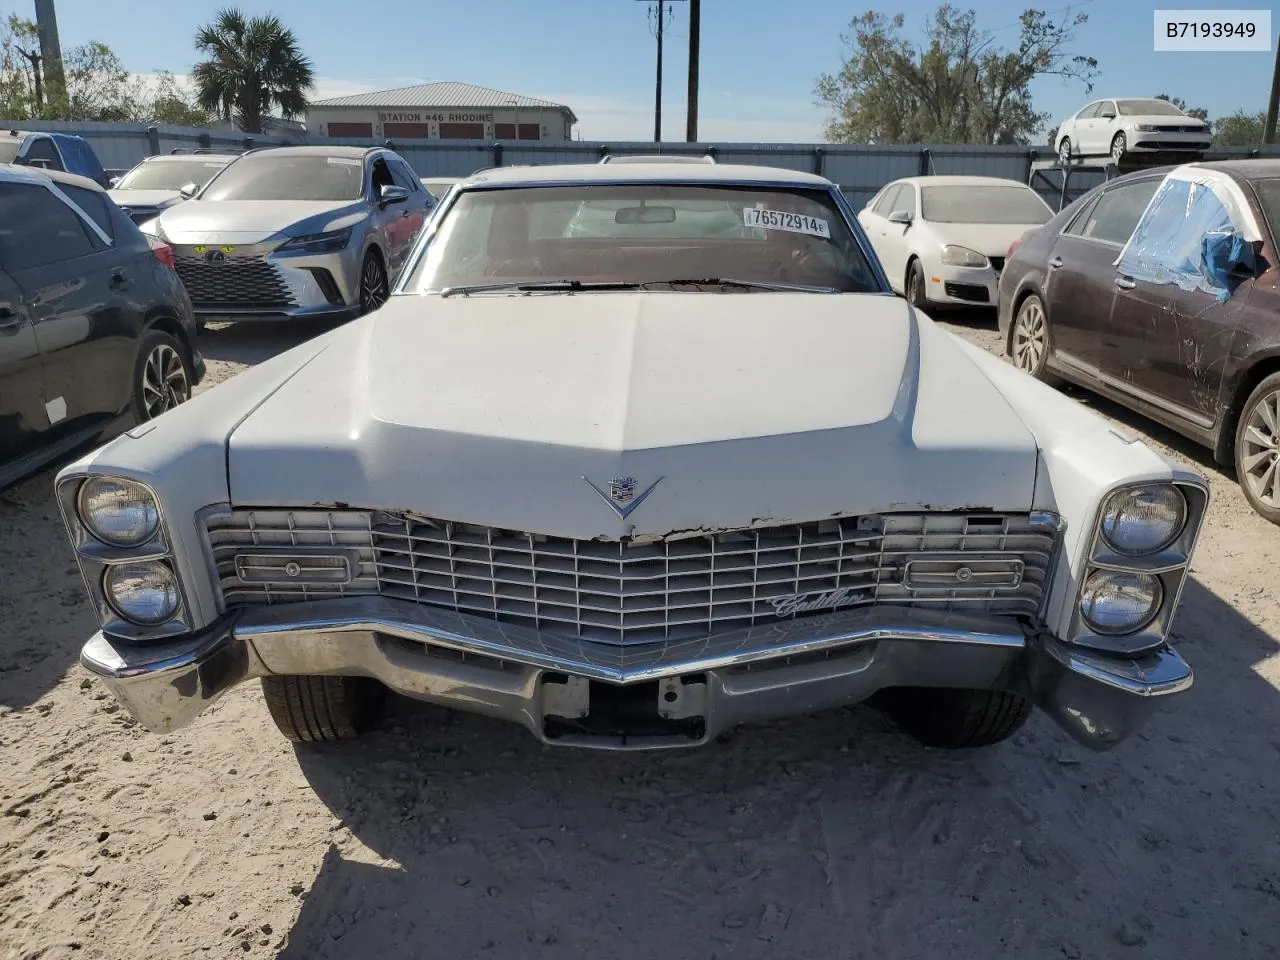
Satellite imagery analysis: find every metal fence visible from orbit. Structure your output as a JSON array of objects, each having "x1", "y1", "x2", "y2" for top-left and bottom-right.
[{"x1": 8, "y1": 118, "x2": 1280, "y2": 210}]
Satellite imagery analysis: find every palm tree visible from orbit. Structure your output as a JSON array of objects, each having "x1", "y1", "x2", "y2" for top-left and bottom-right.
[{"x1": 192, "y1": 8, "x2": 314, "y2": 134}]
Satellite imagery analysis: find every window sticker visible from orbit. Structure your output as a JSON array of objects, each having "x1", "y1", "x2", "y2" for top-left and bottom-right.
[
  {"x1": 326, "y1": 157, "x2": 361, "y2": 166},
  {"x1": 742, "y1": 207, "x2": 831, "y2": 239}
]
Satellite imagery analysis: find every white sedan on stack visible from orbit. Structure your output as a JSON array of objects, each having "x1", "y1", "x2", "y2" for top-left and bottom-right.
[{"x1": 858, "y1": 176, "x2": 1053, "y2": 311}]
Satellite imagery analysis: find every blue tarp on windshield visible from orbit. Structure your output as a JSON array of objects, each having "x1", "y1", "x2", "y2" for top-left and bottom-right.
[{"x1": 1117, "y1": 177, "x2": 1256, "y2": 302}]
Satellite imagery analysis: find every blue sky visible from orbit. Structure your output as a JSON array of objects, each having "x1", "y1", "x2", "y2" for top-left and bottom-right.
[{"x1": 46, "y1": 0, "x2": 1276, "y2": 141}]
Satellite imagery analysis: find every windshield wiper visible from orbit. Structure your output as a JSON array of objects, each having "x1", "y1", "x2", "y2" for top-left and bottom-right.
[
  {"x1": 439, "y1": 280, "x2": 643, "y2": 298},
  {"x1": 646, "y1": 277, "x2": 841, "y2": 293}
]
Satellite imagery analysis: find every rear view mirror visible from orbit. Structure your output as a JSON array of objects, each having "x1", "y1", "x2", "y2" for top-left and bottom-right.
[
  {"x1": 887, "y1": 209, "x2": 913, "y2": 225},
  {"x1": 179, "y1": 182, "x2": 199, "y2": 199},
  {"x1": 615, "y1": 205, "x2": 676, "y2": 225}
]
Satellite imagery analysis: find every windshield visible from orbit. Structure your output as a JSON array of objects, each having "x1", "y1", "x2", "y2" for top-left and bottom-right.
[
  {"x1": 1250, "y1": 178, "x2": 1280, "y2": 243},
  {"x1": 200, "y1": 154, "x2": 364, "y2": 202},
  {"x1": 921, "y1": 185, "x2": 1052, "y2": 225},
  {"x1": 115, "y1": 159, "x2": 230, "y2": 191},
  {"x1": 404, "y1": 183, "x2": 879, "y2": 293},
  {"x1": 1117, "y1": 99, "x2": 1187, "y2": 117}
]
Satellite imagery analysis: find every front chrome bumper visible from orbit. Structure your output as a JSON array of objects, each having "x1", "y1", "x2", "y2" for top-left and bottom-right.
[{"x1": 80, "y1": 597, "x2": 1192, "y2": 751}]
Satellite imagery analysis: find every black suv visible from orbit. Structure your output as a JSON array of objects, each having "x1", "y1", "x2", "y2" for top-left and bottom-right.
[{"x1": 0, "y1": 166, "x2": 204, "y2": 489}]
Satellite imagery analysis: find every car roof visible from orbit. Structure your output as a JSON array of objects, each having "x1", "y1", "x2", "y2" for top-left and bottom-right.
[
  {"x1": 245, "y1": 144, "x2": 376, "y2": 159},
  {"x1": 0, "y1": 163, "x2": 103, "y2": 192},
  {"x1": 462, "y1": 162, "x2": 833, "y2": 188},
  {"x1": 1193, "y1": 158, "x2": 1280, "y2": 182},
  {"x1": 892, "y1": 175, "x2": 1033, "y2": 188},
  {"x1": 145, "y1": 153, "x2": 238, "y2": 162}
]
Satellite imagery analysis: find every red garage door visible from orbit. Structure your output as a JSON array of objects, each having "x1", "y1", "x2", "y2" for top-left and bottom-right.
[
  {"x1": 384, "y1": 122, "x2": 429, "y2": 138},
  {"x1": 439, "y1": 122, "x2": 485, "y2": 140},
  {"x1": 327, "y1": 122, "x2": 372, "y2": 137},
  {"x1": 494, "y1": 123, "x2": 542, "y2": 141}
]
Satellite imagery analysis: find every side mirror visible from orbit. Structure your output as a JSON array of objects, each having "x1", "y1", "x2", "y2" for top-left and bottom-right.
[
  {"x1": 1100, "y1": 110, "x2": 1117, "y2": 120},
  {"x1": 379, "y1": 184, "x2": 409, "y2": 206},
  {"x1": 887, "y1": 209, "x2": 913, "y2": 226},
  {"x1": 108, "y1": 175, "x2": 121, "y2": 188},
  {"x1": 178, "y1": 182, "x2": 199, "y2": 199}
]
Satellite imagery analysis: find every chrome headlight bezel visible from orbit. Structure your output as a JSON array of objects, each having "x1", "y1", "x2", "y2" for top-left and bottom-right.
[
  {"x1": 1069, "y1": 479, "x2": 1208, "y2": 655},
  {"x1": 56, "y1": 474, "x2": 191, "y2": 641}
]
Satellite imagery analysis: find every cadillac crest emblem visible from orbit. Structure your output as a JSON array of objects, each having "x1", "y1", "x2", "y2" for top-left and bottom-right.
[{"x1": 583, "y1": 475, "x2": 664, "y2": 520}]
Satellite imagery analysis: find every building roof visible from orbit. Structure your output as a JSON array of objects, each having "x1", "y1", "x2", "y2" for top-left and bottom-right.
[
  {"x1": 309, "y1": 82, "x2": 577, "y2": 122},
  {"x1": 463, "y1": 163, "x2": 833, "y2": 188}
]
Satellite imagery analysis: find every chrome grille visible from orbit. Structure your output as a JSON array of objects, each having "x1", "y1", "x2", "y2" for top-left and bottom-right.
[
  {"x1": 207, "y1": 509, "x2": 1059, "y2": 644},
  {"x1": 173, "y1": 255, "x2": 295, "y2": 309}
]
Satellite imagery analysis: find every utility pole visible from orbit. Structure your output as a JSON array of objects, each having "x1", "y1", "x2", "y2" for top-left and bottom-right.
[
  {"x1": 1266, "y1": 33, "x2": 1280, "y2": 144},
  {"x1": 33, "y1": 0, "x2": 65, "y2": 106},
  {"x1": 637, "y1": 0, "x2": 685, "y2": 142},
  {"x1": 685, "y1": 0, "x2": 700, "y2": 141}
]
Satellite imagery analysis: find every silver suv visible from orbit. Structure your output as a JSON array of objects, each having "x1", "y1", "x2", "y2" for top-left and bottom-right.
[{"x1": 143, "y1": 145, "x2": 432, "y2": 323}]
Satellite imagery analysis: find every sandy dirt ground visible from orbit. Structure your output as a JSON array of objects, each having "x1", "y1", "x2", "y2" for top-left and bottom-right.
[{"x1": 2, "y1": 313, "x2": 1278, "y2": 960}]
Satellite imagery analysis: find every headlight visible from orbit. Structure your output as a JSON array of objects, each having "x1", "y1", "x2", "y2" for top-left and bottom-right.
[
  {"x1": 77, "y1": 477, "x2": 160, "y2": 547},
  {"x1": 1079, "y1": 570, "x2": 1162, "y2": 635},
  {"x1": 1135, "y1": 124, "x2": 1157, "y2": 132},
  {"x1": 1099, "y1": 485, "x2": 1187, "y2": 555},
  {"x1": 103, "y1": 560, "x2": 180, "y2": 625},
  {"x1": 940, "y1": 244, "x2": 988, "y2": 267},
  {"x1": 277, "y1": 227, "x2": 353, "y2": 254}
]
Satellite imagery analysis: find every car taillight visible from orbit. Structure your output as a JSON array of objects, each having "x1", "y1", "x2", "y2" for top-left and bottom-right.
[
  {"x1": 146, "y1": 235, "x2": 175, "y2": 270},
  {"x1": 1006, "y1": 232, "x2": 1028, "y2": 261}
]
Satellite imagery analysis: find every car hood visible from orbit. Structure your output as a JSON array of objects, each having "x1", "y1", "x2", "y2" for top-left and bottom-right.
[
  {"x1": 152, "y1": 199, "x2": 366, "y2": 245},
  {"x1": 226, "y1": 293, "x2": 1041, "y2": 539},
  {"x1": 107, "y1": 188, "x2": 182, "y2": 209},
  {"x1": 926, "y1": 221, "x2": 1050, "y2": 258}
]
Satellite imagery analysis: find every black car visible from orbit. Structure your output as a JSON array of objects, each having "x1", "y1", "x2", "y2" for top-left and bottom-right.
[
  {"x1": 0, "y1": 166, "x2": 205, "y2": 490},
  {"x1": 998, "y1": 161, "x2": 1280, "y2": 524},
  {"x1": 0, "y1": 129, "x2": 109, "y2": 187}
]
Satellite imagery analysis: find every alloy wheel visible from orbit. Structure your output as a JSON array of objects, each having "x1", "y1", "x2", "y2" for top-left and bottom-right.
[
  {"x1": 1057, "y1": 138, "x2": 1071, "y2": 165},
  {"x1": 1012, "y1": 300, "x2": 1047, "y2": 373},
  {"x1": 1110, "y1": 134, "x2": 1126, "y2": 163},
  {"x1": 361, "y1": 256, "x2": 388, "y2": 313},
  {"x1": 1240, "y1": 389, "x2": 1280, "y2": 507},
  {"x1": 140, "y1": 343, "x2": 189, "y2": 419}
]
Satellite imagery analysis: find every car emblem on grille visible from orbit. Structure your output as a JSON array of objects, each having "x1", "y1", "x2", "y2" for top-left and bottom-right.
[
  {"x1": 583, "y1": 475, "x2": 664, "y2": 519},
  {"x1": 204, "y1": 249, "x2": 226, "y2": 263}
]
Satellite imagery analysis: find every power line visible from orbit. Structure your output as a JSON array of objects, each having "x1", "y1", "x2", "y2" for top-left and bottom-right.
[{"x1": 636, "y1": 0, "x2": 686, "y2": 142}]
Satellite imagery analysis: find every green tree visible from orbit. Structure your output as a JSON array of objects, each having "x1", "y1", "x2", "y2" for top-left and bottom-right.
[
  {"x1": 191, "y1": 8, "x2": 313, "y2": 134},
  {"x1": 145, "y1": 71, "x2": 213, "y2": 126},
  {"x1": 1213, "y1": 110, "x2": 1266, "y2": 147},
  {"x1": 1153, "y1": 93, "x2": 1209, "y2": 122},
  {"x1": 815, "y1": 4, "x2": 1097, "y2": 145}
]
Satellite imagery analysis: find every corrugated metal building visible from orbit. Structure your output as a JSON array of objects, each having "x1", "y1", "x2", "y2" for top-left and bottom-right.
[{"x1": 306, "y1": 82, "x2": 578, "y2": 142}]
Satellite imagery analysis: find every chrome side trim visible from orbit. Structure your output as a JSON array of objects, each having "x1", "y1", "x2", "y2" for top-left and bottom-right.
[{"x1": 1054, "y1": 352, "x2": 1216, "y2": 429}]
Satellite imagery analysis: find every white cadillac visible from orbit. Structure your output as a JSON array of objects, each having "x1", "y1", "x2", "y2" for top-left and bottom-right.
[
  {"x1": 858, "y1": 176, "x2": 1053, "y2": 310},
  {"x1": 58, "y1": 162, "x2": 1207, "y2": 754}
]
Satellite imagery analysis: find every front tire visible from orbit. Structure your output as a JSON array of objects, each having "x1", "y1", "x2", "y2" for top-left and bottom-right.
[
  {"x1": 358, "y1": 250, "x2": 389, "y2": 315},
  {"x1": 1110, "y1": 132, "x2": 1127, "y2": 163},
  {"x1": 261, "y1": 676, "x2": 387, "y2": 743},
  {"x1": 877, "y1": 688, "x2": 1032, "y2": 749},
  {"x1": 1008, "y1": 294, "x2": 1058, "y2": 384},
  {"x1": 1234, "y1": 372, "x2": 1280, "y2": 525},
  {"x1": 1057, "y1": 137, "x2": 1072, "y2": 165},
  {"x1": 131, "y1": 330, "x2": 192, "y2": 422},
  {"x1": 906, "y1": 258, "x2": 929, "y2": 310}
]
